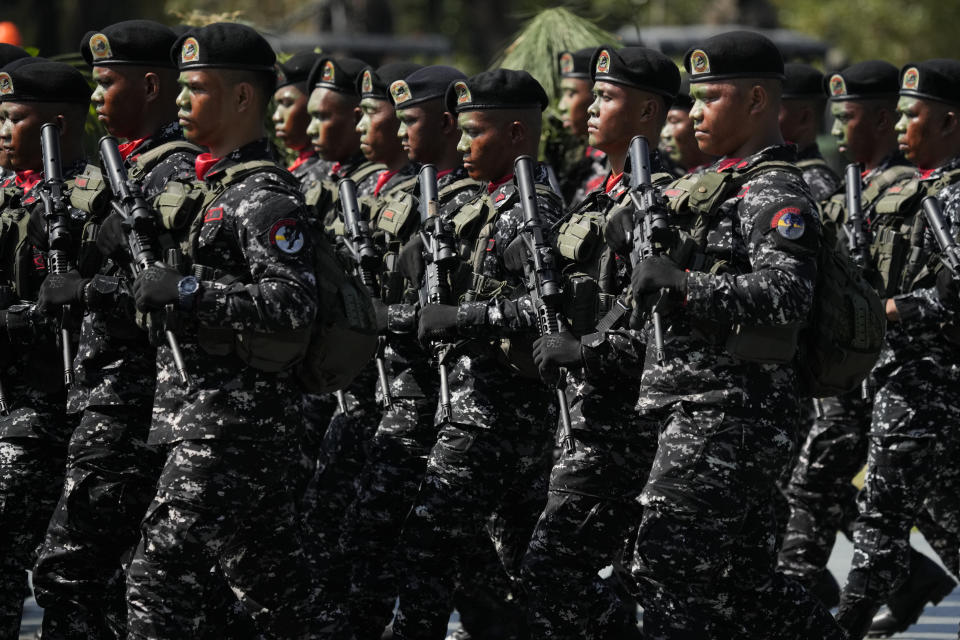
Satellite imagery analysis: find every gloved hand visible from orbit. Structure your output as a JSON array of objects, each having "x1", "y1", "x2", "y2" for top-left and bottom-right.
[
  {"x1": 604, "y1": 206, "x2": 634, "y2": 256},
  {"x1": 936, "y1": 267, "x2": 960, "y2": 307},
  {"x1": 372, "y1": 298, "x2": 389, "y2": 334},
  {"x1": 631, "y1": 255, "x2": 687, "y2": 313},
  {"x1": 417, "y1": 303, "x2": 459, "y2": 344},
  {"x1": 27, "y1": 207, "x2": 48, "y2": 250},
  {"x1": 132, "y1": 264, "x2": 182, "y2": 312},
  {"x1": 95, "y1": 211, "x2": 129, "y2": 262},
  {"x1": 503, "y1": 235, "x2": 530, "y2": 275},
  {"x1": 398, "y1": 234, "x2": 426, "y2": 285},
  {"x1": 38, "y1": 269, "x2": 89, "y2": 316},
  {"x1": 532, "y1": 332, "x2": 582, "y2": 378}
]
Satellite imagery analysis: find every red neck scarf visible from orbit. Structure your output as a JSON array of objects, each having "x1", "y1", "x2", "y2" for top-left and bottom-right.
[
  {"x1": 487, "y1": 173, "x2": 514, "y2": 194},
  {"x1": 374, "y1": 169, "x2": 398, "y2": 196},
  {"x1": 715, "y1": 157, "x2": 743, "y2": 172},
  {"x1": 918, "y1": 167, "x2": 938, "y2": 180},
  {"x1": 118, "y1": 138, "x2": 147, "y2": 161},
  {"x1": 437, "y1": 168, "x2": 454, "y2": 180},
  {"x1": 287, "y1": 149, "x2": 315, "y2": 173},
  {"x1": 195, "y1": 153, "x2": 221, "y2": 181},
  {"x1": 605, "y1": 172, "x2": 623, "y2": 194},
  {"x1": 15, "y1": 170, "x2": 42, "y2": 193}
]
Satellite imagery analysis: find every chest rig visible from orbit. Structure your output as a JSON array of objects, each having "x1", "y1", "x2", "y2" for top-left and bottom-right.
[
  {"x1": 868, "y1": 167, "x2": 960, "y2": 297},
  {"x1": 305, "y1": 162, "x2": 383, "y2": 237}
]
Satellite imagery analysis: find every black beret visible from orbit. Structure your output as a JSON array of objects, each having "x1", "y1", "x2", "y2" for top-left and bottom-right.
[
  {"x1": 171, "y1": 22, "x2": 275, "y2": 72},
  {"x1": 590, "y1": 45, "x2": 680, "y2": 99},
  {"x1": 307, "y1": 56, "x2": 367, "y2": 95},
  {"x1": 783, "y1": 63, "x2": 824, "y2": 99},
  {"x1": 898, "y1": 59, "x2": 960, "y2": 106},
  {"x1": 684, "y1": 30, "x2": 784, "y2": 83},
  {"x1": 0, "y1": 44, "x2": 29, "y2": 69},
  {"x1": 672, "y1": 73, "x2": 693, "y2": 110},
  {"x1": 445, "y1": 69, "x2": 548, "y2": 114},
  {"x1": 81, "y1": 20, "x2": 177, "y2": 68},
  {"x1": 276, "y1": 51, "x2": 323, "y2": 93},
  {"x1": 0, "y1": 58, "x2": 90, "y2": 105},
  {"x1": 358, "y1": 62, "x2": 422, "y2": 100},
  {"x1": 558, "y1": 47, "x2": 594, "y2": 80},
  {"x1": 825, "y1": 60, "x2": 899, "y2": 101},
  {"x1": 390, "y1": 65, "x2": 466, "y2": 110}
]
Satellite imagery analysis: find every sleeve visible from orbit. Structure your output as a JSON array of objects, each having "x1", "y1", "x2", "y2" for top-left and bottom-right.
[
  {"x1": 194, "y1": 184, "x2": 319, "y2": 333},
  {"x1": 683, "y1": 184, "x2": 819, "y2": 327}
]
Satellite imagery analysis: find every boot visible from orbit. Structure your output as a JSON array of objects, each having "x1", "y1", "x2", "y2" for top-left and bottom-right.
[
  {"x1": 835, "y1": 597, "x2": 880, "y2": 640},
  {"x1": 867, "y1": 550, "x2": 957, "y2": 638}
]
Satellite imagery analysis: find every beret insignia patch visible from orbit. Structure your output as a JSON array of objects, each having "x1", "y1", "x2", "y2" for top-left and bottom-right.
[
  {"x1": 275, "y1": 64, "x2": 287, "y2": 85},
  {"x1": 361, "y1": 69, "x2": 373, "y2": 94},
  {"x1": 771, "y1": 206, "x2": 805, "y2": 240},
  {"x1": 903, "y1": 67, "x2": 919, "y2": 90},
  {"x1": 321, "y1": 60, "x2": 335, "y2": 83},
  {"x1": 0, "y1": 73, "x2": 12, "y2": 96},
  {"x1": 89, "y1": 33, "x2": 112, "y2": 60},
  {"x1": 596, "y1": 49, "x2": 611, "y2": 74},
  {"x1": 181, "y1": 37, "x2": 200, "y2": 64},
  {"x1": 390, "y1": 80, "x2": 411, "y2": 104},
  {"x1": 829, "y1": 74, "x2": 847, "y2": 97},
  {"x1": 559, "y1": 52, "x2": 574, "y2": 75},
  {"x1": 454, "y1": 81, "x2": 471, "y2": 105},
  {"x1": 270, "y1": 218, "x2": 306, "y2": 254},
  {"x1": 690, "y1": 49, "x2": 710, "y2": 75}
]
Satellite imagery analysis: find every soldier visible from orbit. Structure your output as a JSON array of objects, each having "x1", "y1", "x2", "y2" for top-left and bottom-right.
[
  {"x1": 660, "y1": 73, "x2": 714, "y2": 175},
  {"x1": 0, "y1": 57, "x2": 94, "y2": 638},
  {"x1": 0, "y1": 44, "x2": 29, "y2": 186},
  {"x1": 518, "y1": 45, "x2": 679, "y2": 640},
  {"x1": 274, "y1": 50, "x2": 330, "y2": 185},
  {"x1": 391, "y1": 69, "x2": 562, "y2": 640},
  {"x1": 778, "y1": 60, "x2": 955, "y2": 619},
  {"x1": 622, "y1": 32, "x2": 845, "y2": 639},
  {"x1": 122, "y1": 23, "x2": 350, "y2": 638},
  {"x1": 547, "y1": 48, "x2": 607, "y2": 207},
  {"x1": 834, "y1": 59, "x2": 960, "y2": 639},
  {"x1": 28, "y1": 20, "x2": 203, "y2": 639},
  {"x1": 779, "y1": 62, "x2": 842, "y2": 201}
]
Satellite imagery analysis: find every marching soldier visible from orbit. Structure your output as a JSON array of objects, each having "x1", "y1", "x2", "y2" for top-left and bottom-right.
[
  {"x1": 0, "y1": 44, "x2": 29, "y2": 185},
  {"x1": 660, "y1": 73, "x2": 714, "y2": 175},
  {"x1": 274, "y1": 51, "x2": 330, "y2": 185}
]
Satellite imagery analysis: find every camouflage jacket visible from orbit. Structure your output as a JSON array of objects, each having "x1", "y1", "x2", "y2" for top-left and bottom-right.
[
  {"x1": 797, "y1": 143, "x2": 842, "y2": 202},
  {"x1": 288, "y1": 150, "x2": 332, "y2": 188},
  {"x1": 637, "y1": 144, "x2": 821, "y2": 419},
  {"x1": 150, "y1": 139, "x2": 319, "y2": 444}
]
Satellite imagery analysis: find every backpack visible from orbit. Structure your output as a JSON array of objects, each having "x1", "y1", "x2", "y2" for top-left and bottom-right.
[
  {"x1": 664, "y1": 160, "x2": 885, "y2": 397},
  {"x1": 162, "y1": 160, "x2": 378, "y2": 393}
]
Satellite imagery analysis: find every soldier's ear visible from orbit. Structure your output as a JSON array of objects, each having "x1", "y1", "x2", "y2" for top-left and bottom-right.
[
  {"x1": 508, "y1": 119, "x2": 527, "y2": 146},
  {"x1": 747, "y1": 83, "x2": 769, "y2": 116},
  {"x1": 143, "y1": 72, "x2": 161, "y2": 104},
  {"x1": 440, "y1": 111, "x2": 457, "y2": 135},
  {"x1": 941, "y1": 108, "x2": 959, "y2": 136},
  {"x1": 353, "y1": 105, "x2": 362, "y2": 125},
  {"x1": 234, "y1": 81, "x2": 255, "y2": 113}
]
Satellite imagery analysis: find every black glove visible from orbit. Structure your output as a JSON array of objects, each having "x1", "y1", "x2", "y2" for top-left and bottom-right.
[
  {"x1": 27, "y1": 207, "x2": 48, "y2": 250},
  {"x1": 398, "y1": 234, "x2": 426, "y2": 285},
  {"x1": 417, "y1": 303, "x2": 459, "y2": 344},
  {"x1": 936, "y1": 267, "x2": 960, "y2": 306},
  {"x1": 372, "y1": 298, "x2": 389, "y2": 334},
  {"x1": 132, "y1": 264, "x2": 182, "y2": 312},
  {"x1": 532, "y1": 332, "x2": 582, "y2": 378},
  {"x1": 38, "y1": 269, "x2": 89, "y2": 316},
  {"x1": 604, "y1": 206, "x2": 634, "y2": 256},
  {"x1": 503, "y1": 235, "x2": 530, "y2": 275},
  {"x1": 631, "y1": 255, "x2": 687, "y2": 313},
  {"x1": 96, "y1": 211, "x2": 129, "y2": 262}
]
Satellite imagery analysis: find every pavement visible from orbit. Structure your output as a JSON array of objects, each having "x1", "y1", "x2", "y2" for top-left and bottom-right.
[{"x1": 16, "y1": 532, "x2": 960, "y2": 638}]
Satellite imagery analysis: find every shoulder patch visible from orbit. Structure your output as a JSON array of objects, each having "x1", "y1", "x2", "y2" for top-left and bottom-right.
[
  {"x1": 771, "y1": 205, "x2": 806, "y2": 240},
  {"x1": 269, "y1": 218, "x2": 306, "y2": 255}
]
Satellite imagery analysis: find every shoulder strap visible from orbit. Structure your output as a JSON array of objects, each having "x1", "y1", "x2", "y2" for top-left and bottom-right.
[
  {"x1": 382, "y1": 174, "x2": 419, "y2": 197},
  {"x1": 438, "y1": 177, "x2": 480, "y2": 201},
  {"x1": 861, "y1": 164, "x2": 916, "y2": 205},
  {"x1": 345, "y1": 162, "x2": 384, "y2": 187},
  {"x1": 928, "y1": 166, "x2": 960, "y2": 197},
  {"x1": 129, "y1": 140, "x2": 202, "y2": 181},
  {"x1": 796, "y1": 157, "x2": 831, "y2": 170}
]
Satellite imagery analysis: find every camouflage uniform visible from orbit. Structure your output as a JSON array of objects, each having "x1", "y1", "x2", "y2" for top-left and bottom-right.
[
  {"x1": 0, "y1": 160, "x2": 96, "y2": 638},
  {"x1": 391, "y1": 164, "x2": 562, "y2": 639},
  {"x1": 124, "y1": 139, "x2": 349, "y2": 639},
  {"x1": 837, "y1": 155, "x2": 960, "y2": 622},
  {"x1": 796, "y1": 143, "x2": 842, "y2": 202},
  {"x1": 626, "y1": 146, "x2": 845, "y2": 640},
  {"x1": 289, "y1": 149, "x2": 332, "y2": 189},
  {"x1": 29, "y1": 124, "x2": 200, "y2": 639},
  {"x1": 520, "y1": 161, "x2": 669, "y2": 640},
  {"x1": 778, "y1": 152, "x2": 915, "y2": 591}
]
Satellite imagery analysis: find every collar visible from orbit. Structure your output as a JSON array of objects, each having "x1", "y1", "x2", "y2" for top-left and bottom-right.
[
  {"x1": 198, "y1": 138, "x2": 273, "y2": 182},
  {"x1": 287, "y1": 149, "x2": 315, "y2": 173},
  {"x1": 374, "y1": 169, "x2": 398, "y2": 196},
  {"x1": 487, "y1": 173, "x2": 514, "y2": 194},
  {"x1": 195, "y1": 153, "x2": 220, "y2": 181}
]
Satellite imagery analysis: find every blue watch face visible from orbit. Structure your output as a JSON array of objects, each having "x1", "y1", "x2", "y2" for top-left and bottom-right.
[{"x1": 179, "y1": 277, "x2": 200, "y2": 295}]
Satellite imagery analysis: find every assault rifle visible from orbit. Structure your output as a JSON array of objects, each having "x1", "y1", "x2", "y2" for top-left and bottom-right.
[
  {"x1": 514, "y1": 155, "x2": 574, "y2": 453},
  {"x1": 98, "y1": 136, "x2": 190, "y2": 387},
  {"x1": 921, "y1": 195, "x2": 960, "y2": 278},
  {"x1": 338, "y1": 177, "x2": 392, "y2": 409},
  {"x1": 39, "y1": 123, "x2": 74, "y2": 386},
  {"x1": 416, "y1": 164, "x2": 458, "y2": 421},
  {"x1": 627, "y1": 135, "x2": 669, "y2": 364},
  {"x1": 844, "y1": 163, "x2": 871, "y2": 267}
]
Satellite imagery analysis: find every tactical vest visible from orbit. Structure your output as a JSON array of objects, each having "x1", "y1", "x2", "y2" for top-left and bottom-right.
[
  {"x1": 305, "y1": 161, "x2": 383, "y2": 236},
  {"x1": 796, "y1": 157, "x2": 835, "y2": 173},
  {"x1": 0, "y1": 186, "x2": 34, "y2": 299},
  {"x1": 868, "y1": 167, "x2": 960, "y2": 297},
  {"x1": 821, "y1": 164, "x2": 915, "y2": 227},
  {"x1": 663, "y1": 160, "x2": 885, "y2": 396},
  {"x1": 158, "y1": 160, "x2": 377, "y2": 392}
]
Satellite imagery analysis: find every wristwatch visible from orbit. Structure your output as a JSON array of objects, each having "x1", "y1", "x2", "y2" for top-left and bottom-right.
[{"x1": 177, "y1": 275, "x2": 201, "y2": 312}]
